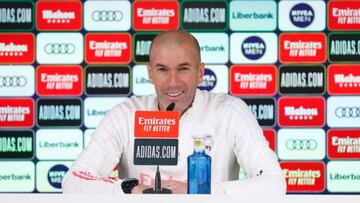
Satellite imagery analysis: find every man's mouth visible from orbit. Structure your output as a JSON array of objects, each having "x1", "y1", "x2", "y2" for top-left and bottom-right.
[{"x1": 165, "y1": 91, "x2": 184, "y2": 98}]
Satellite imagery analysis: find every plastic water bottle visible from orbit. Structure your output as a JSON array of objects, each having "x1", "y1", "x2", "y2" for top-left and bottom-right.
[{"x1": 187, "y1": 135, "x2": 211, "y2": 194}]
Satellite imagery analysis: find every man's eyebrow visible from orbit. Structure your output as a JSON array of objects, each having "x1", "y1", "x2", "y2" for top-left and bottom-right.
[
  {"x1": 178, "y1": 62, "x2": 191, "y2": 67},
  {"x1": 153, "y1": 64, "x2": 167, "y2": 68}
]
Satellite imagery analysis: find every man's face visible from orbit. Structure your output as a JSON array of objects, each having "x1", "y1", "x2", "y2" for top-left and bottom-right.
[{"x1": 148, "y1": 43, "x2": 204, "y2": 113}]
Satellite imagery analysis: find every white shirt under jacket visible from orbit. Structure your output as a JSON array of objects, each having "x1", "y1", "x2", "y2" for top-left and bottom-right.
[{"x1": 62, "y1": 89, "x2": 286, "y2": 194}]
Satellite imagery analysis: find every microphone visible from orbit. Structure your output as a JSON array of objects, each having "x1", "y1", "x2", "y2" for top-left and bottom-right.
[{"x1": 166, "y1": 103, "x2": 175, "y2": 111}]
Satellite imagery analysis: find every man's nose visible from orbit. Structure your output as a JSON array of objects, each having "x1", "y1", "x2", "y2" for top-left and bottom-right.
[{"x1": 168, "y1": 71, "x2": 180, "y2": 87}]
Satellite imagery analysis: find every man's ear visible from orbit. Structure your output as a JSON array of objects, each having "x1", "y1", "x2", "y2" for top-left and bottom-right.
[
  {"x1": 147, "y1": 64, "x2": 153, "y2": 84},
  {"x1": 197, "y1": 63, "x2": 205, "y2": 84}
]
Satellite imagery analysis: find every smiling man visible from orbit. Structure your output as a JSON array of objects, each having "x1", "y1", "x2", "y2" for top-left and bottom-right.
[{"x1": 62, "y1": 30, "x2": 286, "y2": 194}]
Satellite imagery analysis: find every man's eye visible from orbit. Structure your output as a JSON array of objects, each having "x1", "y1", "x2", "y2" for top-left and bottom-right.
[
  {"x1": 179, "y1": 67, "x2": 189, "y2": 71},
  {"x1": 156, "y1": 68, "x2": 167, "y2": 72}
]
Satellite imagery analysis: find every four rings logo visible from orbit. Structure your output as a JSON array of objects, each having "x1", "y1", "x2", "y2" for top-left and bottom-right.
[
  {"x1": 335, "y1": 107, "x2": 360, "y2": 118},
  {"x1": 36, "y1": 1, "x2": 82, "y2": 30},
  {"x1": 286, "y1": 139, "x2": 317, "y2": 151},
  {"x1": 92, "y1": 10, "x2": 123, "y2": 22},
  {"x1": 44, "y1": 43, "x2": 75, "y2": 55},
  {"x1": 0, "y1": 76, "x2": 26, "y2": 87},
  {"x1": 328, "y1": 65, "x2": 360, "y2": 95}
]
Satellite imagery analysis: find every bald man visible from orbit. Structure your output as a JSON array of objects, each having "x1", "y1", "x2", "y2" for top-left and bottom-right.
[{"x1": 62, "y1": 30, "x2": 286, "y2": 194}]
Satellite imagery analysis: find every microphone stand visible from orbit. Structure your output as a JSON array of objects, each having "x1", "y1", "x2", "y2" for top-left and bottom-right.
[{"x1": 142, "y1": 103, "x2": 175, "y2": 194}]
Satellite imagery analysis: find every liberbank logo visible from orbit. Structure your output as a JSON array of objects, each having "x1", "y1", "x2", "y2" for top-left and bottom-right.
[
  {"x1": 230, "y1": 0, "x2": 276, "y2": 31},
  {"x1": 328, "y1": 65, "x2": 360, "y2": 95},
  {"x1": 0, "y1": 65, "x2": 34, "y2": 97},
  {"x1": 230, "y1": 65, "x2": 276, "y2": 96},
  {"x1": 279, "y1": 33, "x2": 326, "y2": 63},
  {"x1": 0, "y1": 130, "x2": 34, "y2": 159},
  {"x1": 0, "y1": 161, "x2": 34, "y2": 192},
  {"x1": 133, "y1": 0, "x2": 179, "y2": 30},
  {"x1": 36, "y1": 0, "x2": 82, "y2": 31},
  {"x1": 230, "y1": 33, "x2": 277, "y2": 64},
  {"x1": 278, "y1": 97, "x2": 325, "y2": 127},
  {"x1": 0, "y1": 98, "x2": 34, "y2": 128},
  {"x1": 279, "y1": 65, "x2": 325, "y2": 95},
  {"x1": 181, "y1": 0, "x2": 227, "y2": 30},
  {"x1": 133, "y1": 33, "x2": 157, "y2": 63},
  {"x1": 85, "y1": 33, "x2": 131, "y2": 64},
  {"x1": 329, "y1": 33, "x2": 360, "y2": 62},
  {"x1": 84, "y1": 0, "x2": 131, "y2": 31},
  {"x1": 281, "y1": 161, "x2": 325, "y2": 192},
  {"x1": 0, "y1": 1, "x2": 34, "y2": 30},
  {"x1": 36, "y1": 65, "x2": 82, "y2": 96},
  {"x1": 0, "y1": 33, "x2": 34, "y2": 64},
  {"x1": 327, "y1": 96, "x2": 360, "y2": 128},
  {"x1": 279, "y1": 1, "x2": 325, "y2": 31},
  {"x1": 328, "y1": 1, "x2": 360, "y2": 31},
  {"x1": 36, "y1": 32, "x2": 83, "y2": 64},
  {"x1": 85, "y1": 66, "x2": 130, "y2": 95},
  {"x1": 328, "y1": 130, "x2": 360, "y2": 159},
  {"x1": 243, "y1": 98, "x2": 275, "y2": 127},
  {"x1": 132, "y1": 65, "x2": 155, "y2": 96},
  {"x1": 37, "y1": 98, "x2": 82, "y2": 127},
  {"x1": 327, "y1": 161, "x2": 360, "y2": 192},
  {"x1": 192, "y1": 32, "x2": 228, "y2": 63}
]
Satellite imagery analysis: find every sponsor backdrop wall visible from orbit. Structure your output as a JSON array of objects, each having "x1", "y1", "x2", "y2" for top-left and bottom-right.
[{"x1": 0, "y1": 0, "x2": 359, "y2": 194}]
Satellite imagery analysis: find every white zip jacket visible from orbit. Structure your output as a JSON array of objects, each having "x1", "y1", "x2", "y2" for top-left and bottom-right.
[{"x1": 62, "y1": 90, "x2": 286, "y2": 194}]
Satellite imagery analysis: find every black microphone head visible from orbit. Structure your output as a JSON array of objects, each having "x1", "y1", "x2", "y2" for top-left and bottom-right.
[{"x1": 166, "y1": 103, "x2": 175, "y2": 111}]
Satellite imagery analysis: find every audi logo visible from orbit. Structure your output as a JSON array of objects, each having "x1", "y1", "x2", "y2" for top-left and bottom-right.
[
  {"x1": 285, "y1": 139, "x2": 317, "y2": 150},
  {"x1": 0, "y1": 76, "x2": 27, "y2": 87},
  {"x1": 92, "y1": 10, "x2": 123, "y2": 22},
  {"x1": 44, "y1": 43, "x2": 75, "y2": 55},
  {"x1": 335, "y1": 107, "x2": 360, "y2": 118}
]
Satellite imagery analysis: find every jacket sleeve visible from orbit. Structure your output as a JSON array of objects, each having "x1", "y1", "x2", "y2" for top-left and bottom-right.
[
  {"x1": 213, "y1": 99, "x2": 286, "y2": 195},
  {"x1": 62, "y1": 106, "x2": 129, "y2": 194}
]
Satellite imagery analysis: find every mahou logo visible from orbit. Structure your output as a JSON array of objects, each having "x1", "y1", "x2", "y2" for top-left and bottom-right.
[
  {"x1": 328, "y1": 1, "x2": 360, "y2": 30},
  {"x1": 281, "y1": 162, "x2": 325, "y2": 192},
  {"x1": 0, "y1": 98, "x2": 34, "y2": 128},
  {"x1": 280, "y1": 33, "x2": 326, "y2": 63},
  {"x1": 278, "y1": 97, "x2": 325, "y2": 127},
  {"x1": 36, "y1": 0, "x2": 82, "y2": 30},
  {"x1": 36, "y1": 65, "x2": 82, "y2": 96},
  {"x1": 85, "y1": 33, "x2": 131, "y2": 64},
  {"x1": 328, "y1": 64, "x2": 360, "y2": 95},
  {"x1": 230, "y1": 65, "x2": 276, "y2": 96},
  {"x1": 0, "y1": 33, "x2": 34, "y2": 64},
  {"x1": 133, "y1": 0, "x2": 179, "y2": 30},
  {"x1": 328, "y1": 129, "x2": 360, "y2": 159}
]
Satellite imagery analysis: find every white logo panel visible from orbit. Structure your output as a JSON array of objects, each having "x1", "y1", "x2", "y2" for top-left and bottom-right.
[
  {"x1": 191, "y1": 33, "x2": 229, "y2": 64},
  {"x1": 36, "y1": 161, "x2": 72, "y2": 192},
  {"x1": 36, "y1": 129, "x2": 83, "y2": 160},
  {"x1": 84, "y1": 1, "x2": 131, "y2": 31},
  {"x1": 84, "y1": 97, "x2": 125, "y2": 128},
  {"x1": 132, "y1": 65, "x2": 155, "y2": 96},
  {"x1": 36, "y1": 33, "x2": 83, "y2": 64},
  {"x1": 230, "y1": 33, "x2": 277, "y2": 64},
  {"x1": 0, "y1": 65, "x2": 34, "y2": 96},
  {"x1": 278, "y1": 128, "x2": 325, "y2": 160},
  {"x1": 84, "y1": 129, "x2": 95, "y2": 148},
  {"x1": 0, "y1": 161, "x2": 35, "y2": 192},
  {"x1": 327, "y1": 161, "x2": 360, "y2": 192},
  {"x1": 327, "y1": 96, "x2": 360, "y2": 128},
  {"x1": 198, "y1": 65, "x2": 228, "y2": 93}
]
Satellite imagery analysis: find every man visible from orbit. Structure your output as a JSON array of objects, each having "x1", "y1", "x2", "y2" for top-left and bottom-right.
[{"x1": 62, "y1": 30, "x2": 286, "y2": 194}]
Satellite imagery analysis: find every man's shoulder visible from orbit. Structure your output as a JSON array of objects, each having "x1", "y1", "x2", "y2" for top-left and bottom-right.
[
  {"x1": 198, "y1": 90, "x2": 246, "y2": 108},
  {"x1": 112, "y1": 94, "x2": 156, "y2": 112}
]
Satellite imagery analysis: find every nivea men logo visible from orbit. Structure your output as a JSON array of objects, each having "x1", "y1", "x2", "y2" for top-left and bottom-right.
[
  {"x1": 242, "y1": 36, "x2": 266, "y2": 60},
  {"x1": 279, "y1": 65, "x2": 325, "y2": 95},
  {"x1": 290, "y1": 3, "x2": 314, "y2": 28},
  {"x1": 37, "y1": 98, "x2": 82, "y2": 127},
  {"x1": 47, "y1": 164, "x2": 68, "y2": 189},
  {"x1": 327, "y1": 96, "x2": 360, "y2": 128},
  {"x1": 243, "y1": 98, "x2": 275, "y2": 126},
  {"x1": 329, "y1": 33, "x2": 360, "y2": 62},
  {"x1": 181, "y1": 0, "x2": 227, "y2": 30},
  {"x1": 134, "y1": 139, "x2": 178, "y2": 165},
  {"x1": 198, "y1": 68, "x2": 217, "y2": 91},
  {"x1": 0, "y1": 131, "x2": 34, "y2": 159},
  {"x1": 85, "y1": 66, "x2": 130, "y2": 95},
  {"x1": 0, "y1": 1, "x2": 33, "y2": 30},
  {"x1": 278, "y1": 129, "x2": 325, "y2": 160},
  {"x1": 0, "y1": 65, "x2": 34, "y2": 97},
  {"x1": 327, "y1": 161, "x2": 360, "y2": 192},
  {"x1": 36, "y1": 33, "x2": 83, "y2": 64},
  {"x1": 84, "y1": 1, "x2": 130, "y2": 31},
  {"x1": 134, "y1": 33, "x2": 157, "y2": 63}
]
